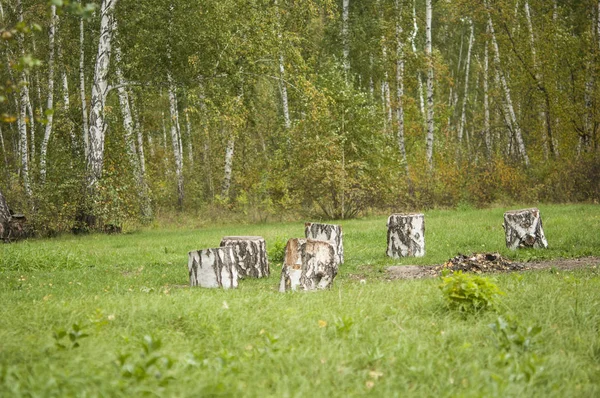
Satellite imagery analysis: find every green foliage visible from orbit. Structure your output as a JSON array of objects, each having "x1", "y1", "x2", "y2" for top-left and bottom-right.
[
  {"x1": 267, "y1": 237, "x2": 287, "y2": 265},
  {"x1": 53, "y1": 323, "x2": 89, "y2": 350},
  {"x1": 439, "y1": 271, "x2": 504, "y2": 313},
  {"x1": 115, "y1": 335, "x2": 175, "y2": 387},
  {"x1": 490, "y1": 316, "x2": 544, "y2": 384}
]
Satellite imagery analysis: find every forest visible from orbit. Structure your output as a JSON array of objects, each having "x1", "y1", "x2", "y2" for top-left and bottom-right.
[{"x1": 1, "y1": 0, "x2": 599, "y2": 233}]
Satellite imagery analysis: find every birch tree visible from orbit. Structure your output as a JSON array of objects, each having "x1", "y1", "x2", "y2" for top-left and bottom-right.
[
  {"x1": 411, "y1": 0, "x2": 425, "y2": 118},
  {"x1": 486, "y1": 2, "x2": 530, "y2": 166},
  {"x1": 88, "y1": 0, "x2": 118, "y2": 189},
  {"x1": 458, "y1": 18, "x2": 474, "y2": 146},
  {"x1": 395, "y1": 0, "x2": 406, "y2": 170},
  {"x1": 342, "y1": 0, "x2": 350, "y2": 77},
  {"x1": 16, "y1": 0, "x2": 31, "y2": 197},
  {"x1": 425, "y1": 0, "x2": 434, "y2": 169},
  {"x1": 80, "y1": 13, "x2": 89, "y2": 160},
  {"x1": 39, "y1": 5, "x2": 57, "y2": 183}
]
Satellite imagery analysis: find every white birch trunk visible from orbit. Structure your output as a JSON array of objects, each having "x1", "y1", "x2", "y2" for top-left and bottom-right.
[
  {"x1": 425, "y1": 0, "x2": 434, "y2": 169},
  {"x1": 503, "y1": 208, "x2": 548, "y2": 250},
  {"x1": 458, "y1": 19, "x2": 474, "y2": 145},
  {"x1": 184, "y1": 108, "x2": 194, "y2": 164},
  {"x1": 221, "y1": 133, "x2": 235, "y2": 198},
  {"x1": 220, "y1": 236, "x2": 269, "y2": 278},
  {"x1": 483, "y1": 38, "x2": 491, "y2": 156},
  {"x1": 275, "y1": 0, "x2": 291, "y2": 131},
  {"x1": 26, "y1": 82, "x2": 35, "y2": 166},
  {"x1": 411, "y1": 0, "x2": 425, "y2": 118},
  {"x1": 40, "y1": 5, "x2": 57, "y2": 183},
  {"x1": 188, "y1": 247, "x2": 239, "y2": 289},
  {"x1": 59, "y1": 42, "x2": 76, "y2": 148},
  {"x1": 395, "y1": 0, "x2": 407, "y2": 167},
  {"x1": 279, "y1": 238, "x2": 338, "y2": 292},
  {"x1": 342, "y1": 0, "x2": 350, "y2": 76},
  {"x1": 0, "y1": 125, "x2": 7, "y2": 175},
  {"x1": 79, "y1": 15, "x2": 89, "y2": 160},
  {"x1": 88, "y1": 0, "x2": 118, "y2": 189},
  {"x1": 487, "y1": 5, "x2": 530, "y2": 166},
  {"x1": 386, "y1": 213, "x2": 425, "y2": 258},
  {"x1": 16, "y1": 0, "x2": 31, "y2": 197},
  {"x1": 168, "y1": 76, "x2": 184, "y2": 208}
]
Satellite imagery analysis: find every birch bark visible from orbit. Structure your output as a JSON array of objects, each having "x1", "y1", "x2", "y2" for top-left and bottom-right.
[
  {"x1": 16, "y1": 0, "x2": 31, "y2": 197},
  {"x1": 79, "y1": 15, "x2": 89, "y2": 160},
  {"x1": 342, "y1": 0, "x2": 350, "y2": 76},
  {"x1": 425, "y1": 0, "x2": 434, "y2": 169},
  {"x1": 275, "y1": 0, "x2": 291, "y2": 131},
  {"x1": 483, "y1": 38, "x2": 491, "y2": 156},
  {"x1": 411, "y1": 0, "x2": 425, "y2": 118},
  {"x1": 168, "y1": 75, "x2": 184, "y2": 208},
  {"x1": 221, "y1": 132, "x2": 235, "y2": 198},
  {"x1": 487, "y1": 5, "x2": 530, "y2": 166},
  {"x1": 458, "y1": 19, "x2": 474, "y2": 145},
  {"x1": 88, "y1": 0, "x2": 118, "y2": 189},
  {"x1": 40, "y1": 5, "x2": 57, "y2": 183},
  {"x1": 395, "y1": 0, "x2": 407, "y2": 168}
]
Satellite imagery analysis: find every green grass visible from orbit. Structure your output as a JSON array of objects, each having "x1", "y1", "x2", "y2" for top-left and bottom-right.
[{"x1": 1, "y1": 204, "x2": 599, "y2": 396}]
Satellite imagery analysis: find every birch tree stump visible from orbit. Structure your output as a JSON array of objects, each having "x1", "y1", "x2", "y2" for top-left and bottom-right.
[
  {"x1": 279, "y1": 238, "x2": 338, "y2": 292},
  {"x1": 278, "y1": 238, "x2": 305, "y2": 292},
  {"x1": 386, "y1": 213, "x2": 425, "y2": 258},
  {"x1": 304, "y1": 222, "x2": 344, "y2": 265},
  {"x1": 219, "y1": 236, "x2": 269, "y2": 278},
  {"x1": 188, "y1": 247, "x2": 239, "y2": 289},
  {"x1": 503, "y1": 208, "x2": 548, "y2": 250}
]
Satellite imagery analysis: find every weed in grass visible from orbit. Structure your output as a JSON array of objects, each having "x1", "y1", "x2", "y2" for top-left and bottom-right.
[
  {"x1": 439, "y1": 271, "x2": 504, "y2": 313},
  {"x1": 489, "y1": 316, "x2": 544, "y2": 384},
  {"x1": 267, "y1": 237, "x2": 287, "y2": 264},
  {"x1": 53, "y1": 323, "x2": 89, "y2": 350},
  {"x1": 115, "y1": 335, "x2": 175, "y2": 388}
]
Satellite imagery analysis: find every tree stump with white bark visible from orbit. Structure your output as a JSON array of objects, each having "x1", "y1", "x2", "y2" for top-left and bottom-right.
[
  {"x1": 188, "y1": 247, "x2": 239, "y2": 289},
  {"x1": 386, "y1": 213, "x2": 425, "y2": 258},
  {"x1": 279, "y1": 238, "x2": 338, "y2": 292},
  {"x1": 219, "y1": 236, "x2": 269, "y2": 278},
  {"x1": 304, "y1": 222, "x2": 344, "y2": 265},
  {"x1": 503, "y1": 208, "x2": 548, "y2": 250}
]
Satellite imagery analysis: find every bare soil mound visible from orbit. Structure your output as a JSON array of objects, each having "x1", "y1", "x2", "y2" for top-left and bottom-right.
[{"x1": 386, "y1": 255, "x2": 600, "y2": 280}]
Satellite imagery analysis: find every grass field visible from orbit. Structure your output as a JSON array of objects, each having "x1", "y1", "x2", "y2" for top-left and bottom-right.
[{"x1": 1, "y1": 204, "x2": 600, "y2": 397}]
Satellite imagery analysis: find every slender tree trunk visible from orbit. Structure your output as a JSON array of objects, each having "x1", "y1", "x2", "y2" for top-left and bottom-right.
[
  {"x1": 458, "y1": 19, "x2": 474, "y2": 145},
  {"x1": 275, "y1": 0, "x2": 291, "y2": 131},
  {"x1": 487, "y1": 6, "x2": 530, "y2": 166},
  {"x1": 40, "y1": 5, "x2": 57, "y2": 183},
  {"x1": 0, "y1": 125, "x2": 9, "y2": 180},
  {"x1": 395, "y1": 0, "x2": 407, "y2": 170},
  {"x1": 88, "y1": 0, "x2": 118, "y2": 189},
  {"x1": 221, "y1": 132, "x2": 235, "y2": 199},
  {"x1": 342, "y1": 0, "x2": 350, "y2": 77},
  {"x1": 168, "y1": 75, "x2": 184, "y2": 208},
  {"x1": 16, "y1": 0, "x2": 31, "y2": 197},
  {"x1": 425, "y1": 0, "x2": 435, "y2": 169},
  {"x1": 79, "y1": 15, "x2": 89, "y2": 160},
  {"x1": 411, "y1": 0, "x2": 425, "y2": 119},
  {"x1": 483, "y1": 37, "x2": 491, "y2": 156},
  {"x1": 184, "y1": 108, "x2": 194, "y2": 164},
  {"x1": 25, "y1": 83, "x2": 35, "y2": 166},
  {"x1": 131, "y1": 97, "x2": 147, "y2": 178}
]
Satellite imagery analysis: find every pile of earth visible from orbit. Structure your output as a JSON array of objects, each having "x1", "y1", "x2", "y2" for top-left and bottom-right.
[
  {"x1": 433, "y1": 252, "x2": 524, "y2": 275},
  {"x1": 385, "y1": 254, "x2": 600, "y2": 280}
]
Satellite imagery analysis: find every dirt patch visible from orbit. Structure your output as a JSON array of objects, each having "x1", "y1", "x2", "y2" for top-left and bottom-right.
[{"x1": 386, "y1": 256, "x2": 600, "y2": 280}]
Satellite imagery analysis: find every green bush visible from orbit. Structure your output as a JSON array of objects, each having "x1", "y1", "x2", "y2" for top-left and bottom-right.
[{"x1": 439, "y1": 271, "x2": 504, "y2": 313}]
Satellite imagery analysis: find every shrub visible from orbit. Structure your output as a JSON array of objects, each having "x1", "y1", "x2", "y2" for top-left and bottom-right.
[{"x1": 439, "y1": 271, "x2": 504, "y2": 312}]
